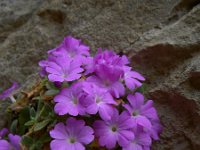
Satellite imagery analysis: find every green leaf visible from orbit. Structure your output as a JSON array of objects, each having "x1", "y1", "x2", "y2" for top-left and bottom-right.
[
  {"x1": 19, "y1": 107, "x2": 30, "y2": 125},
  {"x1": 45, "y1": 81, "x2": 59, "y2": 90},
  {"x1": 34, "y1": 119, "x2": 51, "y2": 132},
  {"x1": 30, "y1": 143, "x2": 42, "y2": 150},
  {"x1": 41, "y1": 78, "x2": 48, "y2": 86},
  {"x1": 10, "y1": 119, "x2": 18, "y2": 133},
  {"x1": 62, "y1": 82, "x2": 69, "y2": 88},
  {"x1": 41, "y1": 104, "x2": 53, "y2": 117},
  {"x1": 25, "y1": 120, "x2": 35, "y2": 126},
  {"x1": 39, "y1": 132, "x2": 51, "y2": 143},
  {"x1": 18, "y1": 107, "x2": 30, "y2": 134},
  {"x1": 37, "y1": 99, "x2": 44, "y2": 112},
  {"x1": 32, "y1": 96, "x2": 41, "y2": 101},
  {"x1": 136, "y1": 83, "x2": 148, "y2": 93},
  {"x1": 30, "y1": 107, "x2": 36, "y2": 118},
  {"x1": 35, "y1": 99, "x2": 44, "y2": 119},
  {"x1": 44, "y1": 89, "x2": 59, "y2": 96},
  {"x1": 21, "y1": 136, "x2": 34, "y2": 147}
]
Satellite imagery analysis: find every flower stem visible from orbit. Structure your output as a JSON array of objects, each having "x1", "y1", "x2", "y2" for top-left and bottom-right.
[{"x1": 9, "y1": 95, "x2": 16, "y2": 103}]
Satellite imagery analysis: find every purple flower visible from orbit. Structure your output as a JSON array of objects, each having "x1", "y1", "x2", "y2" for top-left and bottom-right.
[
  {"x1": 8, "y1": 134, "x2": 21, "y2": 150},
  {"x1": 93, "y1": 50, "x2": 129, "y2": 70},
  {"x1": 0, "y1": 140, "x2": 11, "y2": 150},
  {"x1": 84, "y1": 50, "x2": 128, "y2": 76},
  {"x1": 0, "y1": 128, "x2": 8, "y2": 139},
  {"x1": 48, "y1": 36, "x2": 89, "y2": 59},
  {"x1": 38, "y1": 60, "x2": 49, "y2": 77},
  {"x1": 123, "y1": 125, "x2": 152, "y2": 150},
  {"x1": 0, "y1": 134, "x2": 21, "y2": 150},
  {"x1": 123, "y1": 66, "x2": 145, "y2": 90},
  {"x1": 54, "y1": 82, "x2": 86, "y2": 116},
  {"x1": 93, "y1": 109, "x2": 134, "y2": 149},
  {"x1": 85, "y1": 50, "x2": 129, "y2": 98},
  {"x1": 50, "y1": 117, "x2": 94, "y2": 150},
  {"x1": 38, "y1": 55, "x2": 57, "y2": 77},
  {"x1": 86, "y1": 64, "x2": 125, "y2": 98},
  {"x1": 123, "y1": 93, "x2": 159, "y2": 130},
  {"x1": 82, "y1": 82, "x2": 117, "y2": 120},
  {"x1": 82, "y1": 57, "x2": 94, "y2": 75},
  {"x1": 87, "y1": 75, "x2": 125, "y2": 99},
  {"x1": 39, "y1": 36, "x2": 89, "y2": 78},
  {"x1": 46, "y1": 57, "x2": 83, "y2": 82},
  {"x1": 149, "y1": 120, "x2": 162, "y2": 140},
  {"x1": 0, "y1": 82, "x2": 19, "y2": 102},
  {"x1": 137, "y1": 97, "x2": 162, "y2": 140},
  {"x1": 123, "y1": 92, "x2": 162, "y2": 141}
]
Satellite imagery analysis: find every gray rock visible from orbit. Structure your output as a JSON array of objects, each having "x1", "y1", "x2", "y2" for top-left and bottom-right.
[{"x1": 0, "y1": 0, "x2": 200, "y2": 149}]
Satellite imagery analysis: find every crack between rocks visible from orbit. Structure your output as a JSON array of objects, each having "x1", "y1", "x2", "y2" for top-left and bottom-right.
[{"x1": 166, "y1": 0, "x2": 200, "y2": 25}]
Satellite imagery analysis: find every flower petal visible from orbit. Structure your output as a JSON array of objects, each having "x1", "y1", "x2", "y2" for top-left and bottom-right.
[
  {"x1": 78, "y1": 126, "x2": 94, "y2": 144},
  {"x1": 99, "y1": 133, "x2": 117, "y2": 149},
  {"x1": 50, "y1": 139, "x2": 72, "y2": 150},
  {"x1": 74, "y1": 142, "x2": 85, "y2": 150},
  {"x1": 48, "y1": 74, "x2": 64, "y2": 82},
  {"x1": 0, "y1": 140, "x2": 11, "y2": 150},
  {"x1": 50, "y1": 123, "x2": 68, "y2": 139},
  {"x1": 8, "y1": 134, "x2": 21, "y2": 150},
  {"x1": 99, "y1": 104, "x2": 114, "y2": 121}
]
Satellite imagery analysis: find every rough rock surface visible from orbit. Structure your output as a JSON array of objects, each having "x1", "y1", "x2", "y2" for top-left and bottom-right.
[{"x1": 0, "y1": 0, "x2": 200, "y2": 149}]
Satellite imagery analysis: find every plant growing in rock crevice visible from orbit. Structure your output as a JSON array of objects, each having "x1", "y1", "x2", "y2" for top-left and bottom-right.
[{"x1": 0, "y1": 36, "x2": 162, "y2": 150}]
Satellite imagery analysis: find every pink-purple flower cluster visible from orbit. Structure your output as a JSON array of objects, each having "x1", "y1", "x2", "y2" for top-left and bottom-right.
[
  {"x1": 39, "y1": 36, "x2": 89, "y2": 81},
  {"x1": 39, "y1": 36, "x2": 162, "y2": 150}
]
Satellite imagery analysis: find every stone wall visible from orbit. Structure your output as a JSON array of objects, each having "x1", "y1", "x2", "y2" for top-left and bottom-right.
[{"x1": 0, "y1": 0, "x2": 200, "y2": 149}]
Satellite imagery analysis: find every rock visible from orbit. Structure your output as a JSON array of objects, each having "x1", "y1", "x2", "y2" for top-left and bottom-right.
[
  {"x1": 0, "y1": 0, "x2": 200, "y2": 149},
  {"x1": 130, "y1": 3, "x2": 200, "y2": 150},
  {"x1": 189, "y1": 72, "x2": 200, "y2": 90},
  {"x1": 0, "y1": 0, "x2": 43, "y2": 43}
]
